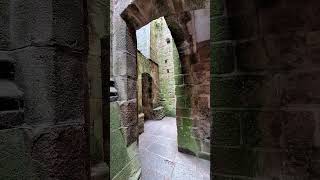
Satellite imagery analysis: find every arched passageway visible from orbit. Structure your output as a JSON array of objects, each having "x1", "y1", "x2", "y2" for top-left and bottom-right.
[{"x1": 110, "y1": 0, "x2": 210, "y2": 179}]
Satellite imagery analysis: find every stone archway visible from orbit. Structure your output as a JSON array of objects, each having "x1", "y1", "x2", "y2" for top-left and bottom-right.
[
  {"x1": 111, "y1": 0, "x2": 210, "y2": 179},
  {"x1": 119, "y1": 6, "x2": 211, "y2": 157}
]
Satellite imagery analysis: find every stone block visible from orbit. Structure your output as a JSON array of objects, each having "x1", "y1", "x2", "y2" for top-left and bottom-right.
[
  {"x1": 175, "y1": 85, "x2": 192, "y2": 96},
  {"x1": 211, "y1": 17, "x2": 231, "y2": 42},
  {"x1": 113, "y1": 51, "x2": 137, "y2": 78},
  {"x1": 281, "y1": 111, "x2": 315, "y2": 148},
  {"x1": 52, "y1": 0, "x2": 86, "y2": 49},
  {"x1": 122, "y1": 125, "x2": 138, "y2": 146},
  {"x1": 212, "y1": 147, "x2": 257, "y2": 177},
  {"x1": 197, "y1": 41, "x2": 210, "y2": 61},
  {"x1": 229, "y1": 15, "x2": 258, "y2": 40},
  {"x1": 306, "y1": 31, "x2": 320, "y2": 46},
  {"x1": 119, "y1": 99, "x2": 138, "y2": 127},
  {"x1": 211, "y1": 75, "x2": 282, "y2": 108},
  {"x1": 114, "y1": 76, "x2": 136, "y2": 101},
  {"x1": 10, "y1": 0, "x2": 52, "y2": 49},
  {"x1": 31, "y1": 124, "x2": 88, "y2": 180},
  {"x1": 153, "y1": 106, "x2": 165, "y2": 120},
  {"x1": 283, "y1": 71, "x2": 320, "y2": 105},
  {"x1": 110, "y1": 102, "x2": 121, "y2": 131},
  {"x1": 113, "y1": 21, "x2": 136, "y2": 53},
  {"x1": 0, "y1": 128, "x2": 36, "y2": 179},
  {"x1": 236, "y1": 40, "x2": 273, "y2": 72},
  {"x1": 183, "y1": 74, "x2": 193, "y2": 85},
  {"x1": 212, "y1": 111, "x2": 241, "y2": 146},
  {"x1": 192, "y1": 62, "x2": 210, "y2": 72},
  {"x1": 12, "y1": 47, "x2": 86, "y2": 124},
  {"x1": 211, "y1": 42, "x2": 235, "y2": 74},
  {"x1": 0, "y1": 110, "x2": 24, "y2": 129},
  {"x1": 193, "y1": 71, "x2": 210, "y2": 85},
  {"x1": 10, "y1": 0, "x2": 85, "y2": 49},
  {"x1": 259, "y1": 7, "x2": 306, "y2": 34}
]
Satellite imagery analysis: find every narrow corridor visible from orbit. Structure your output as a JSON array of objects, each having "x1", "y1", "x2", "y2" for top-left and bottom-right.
[{"x1": 139, "y1": 117, "x2": 210, "y2": 180}]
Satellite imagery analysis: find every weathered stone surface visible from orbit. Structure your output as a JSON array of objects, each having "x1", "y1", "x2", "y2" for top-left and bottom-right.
[
  {"x1": 229, "y1": 15, "x2": 258, "y2": 40},
  {"x1": 52, "y1": 0, "x2": 86, "y2": 49},
  {"x1": 259, "y1": 7, "x2": 307, "y2": 35},
  {"x1": 211, "y1": 75, "x2": 283, "y2": 108},
  {"x1": 0, "y1": 0, "x2": 10, "y2": 49},
  {"x1": 10, "y1": 0, "x2": 85, "y2": 49},
  {"x1": 153, "y1": 106, "x2": 165, "y2": 120},
  {"x1": 0, "y1": 110, "x2": 24, "y2": 129},
  {"x1": 12, "y1": 47, "x2": 86, "y2": 124},
  {"x1": 282, "y1": 72, "x2": 320, "y2": 105},
  {"x1": 31, "y1": 124, "x2": 89, "y2": 180},
  {"x1": 240, "y1": 33, "x2": 309, "y2": 72},
  {"x1": 113, "y1": 51, "x2": 137, "y2": 78},
  {"x1": 0, "y1": 128, "x2": 36, "y2": 179},
  {"x1": 120, "y1": 99, "x2": 138, "y2": 127},
  {"x1": 212, "y1": 111, "x2": 241, "y2": 146},
  {"x1": 114, "y1": 76, "x2": 136, "y2": 101},
  {"x1": 212, "y1": 42, "x2": 235, "y2": 74}
]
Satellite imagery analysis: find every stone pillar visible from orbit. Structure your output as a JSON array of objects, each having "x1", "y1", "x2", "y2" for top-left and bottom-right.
[{"x1": 0, "y1": 0, "x2": 89, "y2": 179}]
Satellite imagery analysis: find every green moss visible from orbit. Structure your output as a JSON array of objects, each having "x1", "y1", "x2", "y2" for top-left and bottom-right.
[
  {"x1": 110, "y1": 102, "x2": 141, "y2": 179},
  {"x1": 177, "y1": 124, "x2": 199, "y2": 155}
]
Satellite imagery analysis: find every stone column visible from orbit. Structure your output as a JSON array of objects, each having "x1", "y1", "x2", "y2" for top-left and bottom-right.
[{"x1": 0, "y1": 0, "x2": 90, "y2": 179}]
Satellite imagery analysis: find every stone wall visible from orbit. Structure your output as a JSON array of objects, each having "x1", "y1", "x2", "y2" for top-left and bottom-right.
[
  {"x1": 212, "y1": 0, "x2": 320, "y2": 179},
  {"x1": 151, "y1": 17, "x2": 178, "y2": 117},
  {"x1": 0, "y1": 0, "x2": 89, "y2": 179},
  {"x1": 165, "y1": 9, "x2": 211, "y2": 159},
  {"x1": 137, "y1": 51, "x2": 160, "y2": 116},
  {"x1": 110, "y1": 0, "x2": 141, "y2": 179}
]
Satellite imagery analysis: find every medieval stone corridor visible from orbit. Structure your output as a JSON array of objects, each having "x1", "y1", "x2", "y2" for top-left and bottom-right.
[{"x1": 139, "y1": 117, "x2": 210, "y2": 180}]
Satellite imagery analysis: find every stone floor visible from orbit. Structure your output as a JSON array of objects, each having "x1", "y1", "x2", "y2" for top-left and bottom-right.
[{"x1": 139, "y1": 117, "x2": 210, "y2": 180}]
